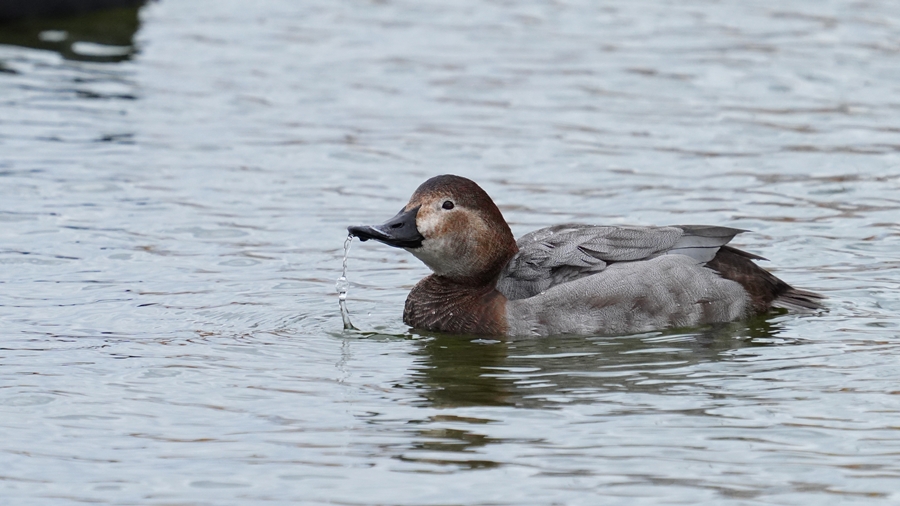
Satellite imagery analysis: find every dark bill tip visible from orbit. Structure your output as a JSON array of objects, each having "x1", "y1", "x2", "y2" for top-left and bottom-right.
[
  {"x1": 347, "y1": 224, "x2": 383, "y2": 242},
  {"x1": 347, "y1": 205, "x2": 423, "y2": 249}
]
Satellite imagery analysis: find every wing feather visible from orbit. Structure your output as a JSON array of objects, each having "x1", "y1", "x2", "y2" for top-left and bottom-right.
[{"x1": 496, "y1": 224, "x2": 747, "y2": 300}]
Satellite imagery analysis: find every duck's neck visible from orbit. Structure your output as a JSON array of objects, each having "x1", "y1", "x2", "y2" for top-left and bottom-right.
[{"x1": 403, "y1": 275, "x2": 508, "y2": 335}]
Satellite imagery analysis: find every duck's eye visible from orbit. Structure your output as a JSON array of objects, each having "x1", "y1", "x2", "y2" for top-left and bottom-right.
[{"x1": 442, "y1": 200, "x2": 454, "y2": 210}]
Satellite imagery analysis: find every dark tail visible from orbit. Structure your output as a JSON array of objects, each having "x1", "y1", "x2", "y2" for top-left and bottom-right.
[
  {"x1": 706, "y1": 246, "x2": 825, "y2": 313},
  {"x1": 773, "y1": 287, "x2": 826, "y2": 312}
]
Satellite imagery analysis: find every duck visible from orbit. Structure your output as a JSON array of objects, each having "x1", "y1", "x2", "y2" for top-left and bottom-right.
[{"x1": 348, "y1": 174, "x2": 823, "y2": 337}]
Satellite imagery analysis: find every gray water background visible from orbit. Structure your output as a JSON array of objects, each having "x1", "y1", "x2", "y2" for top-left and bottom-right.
[{"x1": 1, "y1": 1, "x2": 899, "y2": 504}]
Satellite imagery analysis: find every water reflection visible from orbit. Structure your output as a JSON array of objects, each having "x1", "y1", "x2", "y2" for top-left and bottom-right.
[
  {"x1": 409, "y1": 335, "x2": 516, "y2": 408},
  {"x1": 399, "y1": 415, "x2": 506, "y2": 470},
  {"x1": 0, "y1": 4, "x2": 144, "y2": 63},
  {"x1": 410, "y1": 313, "x2": 791, "y2": 409},
  {"x1": 397, "y1": 314, "x2": 795, "y2": 468}
]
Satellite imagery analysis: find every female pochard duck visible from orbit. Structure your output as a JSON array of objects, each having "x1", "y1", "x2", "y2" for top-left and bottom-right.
[{"x1": 348, "y1": 175, "x2": 822, "y2": 337}]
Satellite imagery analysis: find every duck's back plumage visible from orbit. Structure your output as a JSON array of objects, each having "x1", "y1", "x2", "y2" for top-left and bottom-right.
[
  {"x1": 495, "y1": 224, "x2": 823, "y2": 336},
  {"x1": 497, "y1": 224, "x2": 748, "y2": 301}
]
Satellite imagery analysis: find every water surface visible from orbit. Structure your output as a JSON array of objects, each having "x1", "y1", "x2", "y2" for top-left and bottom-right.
[{"x1": 1, "y1": 1, "x2": 899, "y2": 504}]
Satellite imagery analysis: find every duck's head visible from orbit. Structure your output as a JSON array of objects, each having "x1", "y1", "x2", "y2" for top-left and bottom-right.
[{"x1": 349, "y1": 175, "x2": 518, "y2": 284}]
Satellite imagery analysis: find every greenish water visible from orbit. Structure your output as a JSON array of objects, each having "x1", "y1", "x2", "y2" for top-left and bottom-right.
[{"x1": 1, "y1": 1, "x2": 899, "y2": 504}]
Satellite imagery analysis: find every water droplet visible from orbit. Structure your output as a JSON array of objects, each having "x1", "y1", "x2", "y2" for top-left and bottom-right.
[{"x1": 337, "y1": 234, "x2": 357, "y2": 330}]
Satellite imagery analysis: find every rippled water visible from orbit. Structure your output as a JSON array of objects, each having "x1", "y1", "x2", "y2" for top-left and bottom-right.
[{"x1": 2, "y1": 1, "x2": 899, "y2": 504}]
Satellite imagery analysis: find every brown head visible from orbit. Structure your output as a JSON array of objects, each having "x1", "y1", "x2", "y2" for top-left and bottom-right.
[{"x1": 348, "y1": 175, "x2": 518, "y2": 285}]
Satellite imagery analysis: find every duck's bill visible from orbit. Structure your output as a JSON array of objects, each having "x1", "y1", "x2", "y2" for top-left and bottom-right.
[{"x1": 348, "y1": 205, "x2": 423, "y2": 249}]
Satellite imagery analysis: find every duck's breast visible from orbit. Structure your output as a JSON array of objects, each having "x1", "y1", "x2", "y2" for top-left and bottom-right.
[{"x1": 505, "y1": 255, "x2": 751, "y2": 336}]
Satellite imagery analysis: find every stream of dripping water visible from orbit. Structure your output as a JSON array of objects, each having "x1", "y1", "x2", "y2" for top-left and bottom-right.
[{"x1": 336, "y1": 234, "x2": 357, "y2": 330}]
